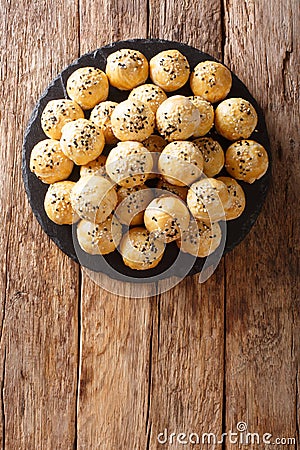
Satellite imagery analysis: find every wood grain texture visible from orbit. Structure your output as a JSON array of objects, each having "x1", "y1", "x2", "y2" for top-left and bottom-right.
[
  {"x1": 148, "y1": 0, "x2": 223, "y2": 60},
  {"x1": 0, "y1": 0, "x2": 80, "y2": 448},
  {"x1": 79, "y1": 0, "x2": 149, "y2": 54},
  {"x1": 0, "y1": 0, "x2": 299, "y2": 449},
  {"x1": 223, "y1": 0, "x2": 299, "y2": 448}
]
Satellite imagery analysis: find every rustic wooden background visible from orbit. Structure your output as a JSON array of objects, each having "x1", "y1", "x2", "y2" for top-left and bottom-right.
[{"x1": 0, "y1": 0, "x2": 299, "y2": 448}]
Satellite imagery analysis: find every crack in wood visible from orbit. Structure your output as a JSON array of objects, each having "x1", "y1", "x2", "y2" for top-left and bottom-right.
[
  {"x1": 77, "y1": 0, "x2": 81, "y2": 57},
  {"x1": 74, "y1": 4, "x2": 81, "y2": 448},
  {"x1": 296, "y1": 367, "x2": 299, "y2": 450},
  {"x1": 146, "y1": 421, "x2": 152, "y2": 450},
  {"x1": 1, "y1": 347, "x2": 6, "y2": 450},
  {"x1": 0, "y1": 208, "x2": 13, "y2": 345},
  {"x1": 221, "y1": 3, "x2": 227, "y2": 448},
  {"x1": 157, "y1": 295, "x2": 161, "y2": 352},
  {"x1": 145, "y1": 308, "x2": 153, "y2": 449},
  {"x1": 146, "y1": 0, "x2": 150, "y2": 38},
  {"x1": 221, "y1": 260, "x2": 227, "y2": 450},
  {"x1": 294, "y1": 294, "x2": 299, "y2": 450},
  {"x1": 282, "y1": 47, "x2": 294, "y2": 102},
  {"x1": 74, "y1": 268, "x2": 82, "y2": 450},
  {"x1": 220, "y1": 0, "x2": 227, "y2": 63}
]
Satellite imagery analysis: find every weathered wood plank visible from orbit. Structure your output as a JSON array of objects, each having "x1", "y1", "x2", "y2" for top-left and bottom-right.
[
  {"x1": 1, "y1": 1, "x2": 298, "y2": 449},
  {"x1": 76, "y1": 2, "x2": 154, "y2": 449},
  {"x1": 223, "y1": 0, "x2": 299, "y2": 447},
  {"x1": 148, "y1": 0, "x2": 223, "y2": 61},
  {"x1": 0, "y1": 0, "x2": 80, "y2": 448},
  {"x1": 79, "y1": 0, "x2": 149, "y2": 55},
  {"x1": 77, "y1": 276, "x2": 154, "y2": 449},
  {"x1": 148, "y1": 273, "x2": 225, "y2": 449},
  {"x1": 147, "y1": 2, "x2": 225, "y2": 448}
]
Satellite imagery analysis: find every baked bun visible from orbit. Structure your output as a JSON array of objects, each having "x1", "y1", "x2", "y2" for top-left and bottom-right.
[
  {"x1": 142, "y1": 134, "x2": 167, "y2": 153},
  {"x1": 144, "y1": 196, "x2": 190, "y2": 243},
  {"x1": 30, "y1": 139, "x2": 73, "y2": 184},
  {"x1": 142, "y1": 134, "x2": 167, "y2": 178},
  {"x1": 190, "y1": 61, "x2": 232, "y2": 103},
  {"x1": 106, "y1": 141, "x2": 153, "y2": 187},
  {"x1": 192, "y1": 137, "x2": 224, "y2": 177},
  {"x1": 225, "y1": 139, "x2": 269, "y2": 183},
  {"x1": 120, "y1": 227, "x2": 165, "y2": 270},
  {"x1": 187, "y1": 178, "x2": 229, "y2": 222},
  {"x1": 80, "y1": 155, "x2": 107, "y2": 178},
  {"x1": 158, "y1": 141, "x2": 203, "y2": 186},
  {"x1": 111, "y1": 99, "x2": 155, "y2": 142},
  {"x1": 215, "y1": 98, "x2": 258, "y2": 141},
  {"x1": 177, "y1": 219, "x2": 222, "y2": 257},
  {"x1": 150, "y1": 50, "x2": 190, "y2": 92},
  {"x1": 44, "y1": 181, "x2": 78, "y2": 225},
  {"x1": 128, "y1": 84, "x2": 167, "y2": 114},
  {"x1": 76, "y1": 215, "x2": 122, "y2": 255},
  {"x1": 156, "y1": 95, "x2": 200, "y2": 141},
  {"x1": 66, "y1": 67, "x2": 109, "y2": 110},
  {"x1": 106, "y1": 49, "x2": 149, "y2": 90},
  {"x1": 90, "y1": 101, "x2": 118, "y2": 144},
  {"x1": 41, "y1": 99, "x2": 84, "y2": 140},
  {"x1": 156, "y1": 179, "x2": 188, "y2": 201},
  {"x1": 115, "y1": 184, "x2": 153, "y2": 226},
  {"x1": 60, "y1": 118, "x2": 105, "y2": 165},
  {"x1": 217, "y1": 176, "x2": 246, "y2": 220},
  {"x1": 188, "y1": 96, "x2": 214, "y2": 137},
  {"x1": 70, "y1": 175, "x2": 117, "y2": 223}
]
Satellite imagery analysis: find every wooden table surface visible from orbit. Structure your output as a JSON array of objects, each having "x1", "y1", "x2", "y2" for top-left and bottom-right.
[{"x1": 1, "y1": 0, "x2": 299, "y2": 448}]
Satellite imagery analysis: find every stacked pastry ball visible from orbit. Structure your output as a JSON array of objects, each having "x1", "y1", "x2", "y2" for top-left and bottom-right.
[{"x1": 30, "y1": 47, "x2": 269, "y2": 271}]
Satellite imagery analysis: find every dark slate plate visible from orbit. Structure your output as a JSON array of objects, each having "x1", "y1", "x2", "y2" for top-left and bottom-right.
[{"x1": 22, "y1": 38, "x2": 271, "y2": 281}]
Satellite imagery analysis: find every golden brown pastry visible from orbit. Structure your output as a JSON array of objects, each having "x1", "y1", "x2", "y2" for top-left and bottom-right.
[
  {"x1": 30, "y1": 139, "x2": 73, "y2": 184},
  {"x1": 188, "y1": 96, "x2": 214, "y2": 137},
  {"x1": 128, "y1": 84, "x2": 167, "y2": 114},
  {"x1": 156, "y1": 178, "x2": 188, "y2": 201},
  {"x1": 80, "y1": 155, "x2": 107, "y2": 178},
  {"x1": 89, "y1": 101, "x2": 118, "y2": 144},
  {"x1": 217, "y1": 176, "x2": 246, "y2": 220},
  {"x1": 144, "y1": 196, "x2": 190, "y2": 243},
  {"x1": 215, "y1": 98, "x2": 258, "y2": 141},
  {"x1": 76, "y1": 215, "x2": 122, "y2": 255},
  {"x1": 192, "y1": 137, "x2": 224, "y2": 177},
  {"x1": 149, "y1": 50, "x2": 190, "y2": 92},
  {"x1": 44, "y1": 181, "x2": 78, "y2": 225},
  {"x1": 187, "y1": 178, "x2": 229, "y2": 222},
  {"x1": 66, "y1": 67, "x2": 109, "y2": 110},
  {"x1": 177, "y1": 219, "x2": 222, "y2": 257},
  {"x1": 41, "y1": 99, "x2": 84, "y2": 140},
  {"x1": 105, "y1": 49, "x2": 149, "y2": 90},
  {"x1": 60, "y1": 118, "x2": 105, "y2": 165},
  {"x1": 142, "y1": 134, "x2": 167, "y2": 178},
  {"x1": 111, "y1": 99, "x2": 155, "y2": 142},
  {"x1": 142, "y1": 134, "x2": 167, "y2": 153},
  {"x1": 120, "y1": 227, "x2": 165, "y2": 270},
  {"x1": 70, "y1": 175, "x2": 117, "y2": 223},
  {"x1": 190, "y1": 61, "x2": 232, "y2": 103},
  {"x1": 158, "y1": 141, "x2": 203, "y2": 186},
  {"x1": 225, "y1": 139, "x2": 269, "y2": 183},
  {"x1": 156, "y1": 95, "x2": 200, "y2": 141},
  {"x1": 115, "y1": 184, "x2": 153, "y2": 226},
  {"x1": 106, "y1": 141, "x2": 153, "y2": 187}
]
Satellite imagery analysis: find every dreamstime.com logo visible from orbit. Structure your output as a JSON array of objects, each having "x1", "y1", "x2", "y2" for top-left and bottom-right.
[
  {"x1": 72, "y1": 155, "x2": 227, "y2": 297},
  {"x1": 157, "y1": 422, "x2": 296, "y2": 446}
]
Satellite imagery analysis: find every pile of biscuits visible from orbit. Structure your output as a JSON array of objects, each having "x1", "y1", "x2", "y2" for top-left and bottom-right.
[{"x1": 30, "y1": 48, "x2": 269, "y2": 271}]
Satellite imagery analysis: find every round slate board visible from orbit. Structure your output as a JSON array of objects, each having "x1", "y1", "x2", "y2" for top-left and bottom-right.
[{"x1": 22, "y1": 38, "x2": 271, "y2": 281}]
